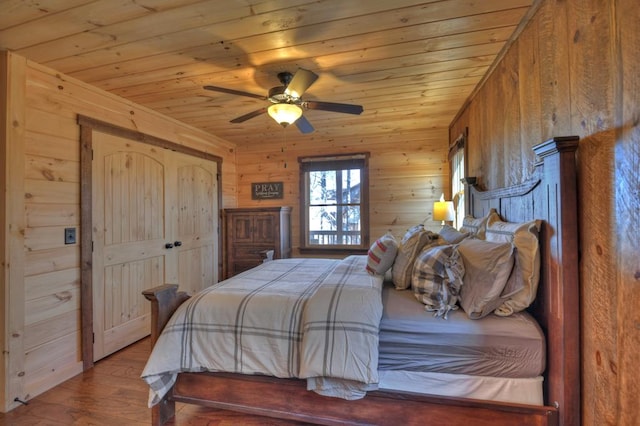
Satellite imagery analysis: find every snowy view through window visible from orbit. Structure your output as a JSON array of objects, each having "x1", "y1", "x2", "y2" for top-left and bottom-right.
[{"x1": 308, "y1": 169, "x2": 361, "y2": 245}]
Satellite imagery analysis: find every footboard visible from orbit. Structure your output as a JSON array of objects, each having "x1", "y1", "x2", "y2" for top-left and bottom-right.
[{"x1": 172, "y1": 372, "x2": 557, "y2": 426}]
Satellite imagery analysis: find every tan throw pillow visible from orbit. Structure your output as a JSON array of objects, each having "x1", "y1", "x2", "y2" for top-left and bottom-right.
[
  {"x1": 485, "y1": 215, "x2": 542, "y2": 316},
  {"x1": 438, "y1": 224, "x2": 471, "y2": 244},
  {"x1": 366, "y1": 232, "x2": 398, "y2": 276},
  {"x1": 459, "y1": 209, "x2": 495, "y2": 239},
  {"x1": 457, "y1": 238, "x2": 515, "y2": 319},
  {"x1": 392, "y1": 225, "x2": 437, "y2": 290}
]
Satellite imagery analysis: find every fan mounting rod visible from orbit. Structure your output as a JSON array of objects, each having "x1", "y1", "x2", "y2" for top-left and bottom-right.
[{"x1": 277, "y1": 72, "x2": 294, "y2": 86}]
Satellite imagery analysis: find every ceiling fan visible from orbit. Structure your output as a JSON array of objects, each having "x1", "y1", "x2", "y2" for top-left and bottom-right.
[{"x1": 203, "y1": 68, "x2": 363, "y2": 134}]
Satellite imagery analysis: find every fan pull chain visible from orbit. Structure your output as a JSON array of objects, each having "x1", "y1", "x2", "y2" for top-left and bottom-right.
[{"x1": 282, "y1": 126, "x2": 287, "y2": 168}]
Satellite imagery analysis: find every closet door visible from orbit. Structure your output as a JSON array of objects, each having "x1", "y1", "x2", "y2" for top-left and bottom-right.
[
  {"x1": 91, "y1": 133, "x2": 217, "y2": 360},
  {"x1": 92, "y1": 133, "x2": 167, "y2": 360},
  {"x1": 170, "y1": 151, "x2": 218, "y2": 296}
]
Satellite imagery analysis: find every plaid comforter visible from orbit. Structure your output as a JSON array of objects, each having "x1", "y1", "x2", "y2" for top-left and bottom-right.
[{"x1": 142, "y1": 255, "x2": 384, "y2": 406}]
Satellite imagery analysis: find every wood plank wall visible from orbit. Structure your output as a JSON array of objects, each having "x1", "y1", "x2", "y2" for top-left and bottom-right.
[
  {"x1": 0, "y1": 47, "x2": 7, "y2": 416},
  {"x1": 0, "y1": 47, "x2": 28, "y2": 417},
  {"x1": 449, "y1": 0, "x2": 639, "y2": 424},
  {"x1": 234, "y1": 127, "x2": 449, "y2": 256},
  {"x1": 0, "y1": 50, "x2": 237, "y2": 412}
]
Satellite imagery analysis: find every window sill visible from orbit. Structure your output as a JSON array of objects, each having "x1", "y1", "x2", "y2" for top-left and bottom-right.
[{"x1": 299, "y1": 247, "x2": 368, "y2": 256}]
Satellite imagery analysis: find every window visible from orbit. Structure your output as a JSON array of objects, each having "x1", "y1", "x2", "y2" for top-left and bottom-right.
[
  {"x1": 449, "y1": 132, "x2": 466, "y2": 229},
  {"x1": 299, "y1": 153, "x2": 369, "y2": 253}
]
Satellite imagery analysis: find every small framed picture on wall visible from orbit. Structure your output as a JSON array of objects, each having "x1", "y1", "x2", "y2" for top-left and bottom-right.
[{"x1": 251, "y1": 181, "x2": 284, "y2": 200}]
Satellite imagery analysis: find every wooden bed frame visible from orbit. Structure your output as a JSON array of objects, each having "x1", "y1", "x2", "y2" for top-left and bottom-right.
[{"x1": 143, "y1": 137, "x2": 580, "y2": 426}]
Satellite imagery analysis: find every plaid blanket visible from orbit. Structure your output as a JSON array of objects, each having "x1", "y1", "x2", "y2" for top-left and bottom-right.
[{"x1": 141, "y1": 255, "x2": 384, "y2": 406}]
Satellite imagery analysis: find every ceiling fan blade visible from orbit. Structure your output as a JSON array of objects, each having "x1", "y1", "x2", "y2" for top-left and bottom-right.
[
  {"x1": 285, "y1": 68, "x2": 319, "y2": 98},
  {"x1": 295, "y1": 115, "x2": 315, "y2": 134},
  {"x1": 203, "y1": 85, "x2": 266, "y2": 100},
  {"x1": 304, "y1": 100, "x2": 363, "y2": 115},
  {"x1": 230, "y1": 107, "x2": 268, "y2": 123}
]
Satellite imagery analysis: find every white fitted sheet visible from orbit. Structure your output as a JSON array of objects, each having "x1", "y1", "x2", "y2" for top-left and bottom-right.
[{"x1": 378, "y1": 370, "x2": 544, "y2": 405}]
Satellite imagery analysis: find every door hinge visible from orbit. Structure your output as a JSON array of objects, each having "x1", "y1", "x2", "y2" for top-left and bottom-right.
[{"x1": 92, "y1": 332, "x2": 95, "y2": 344}]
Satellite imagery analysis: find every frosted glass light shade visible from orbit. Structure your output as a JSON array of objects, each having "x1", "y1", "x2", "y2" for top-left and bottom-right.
[{"x1": 268, "y1": 103, "x2": 303, "y2": 127}]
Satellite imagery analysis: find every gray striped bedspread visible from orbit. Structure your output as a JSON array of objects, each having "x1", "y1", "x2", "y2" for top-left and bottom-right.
[{"x1": 141, "y1": 255, "x2": 384, "y2": 406}]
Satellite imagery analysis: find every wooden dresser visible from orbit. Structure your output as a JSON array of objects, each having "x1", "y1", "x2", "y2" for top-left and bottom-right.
[{"x1": 223, "y1": 207, "x2": 291, "y2": 279}]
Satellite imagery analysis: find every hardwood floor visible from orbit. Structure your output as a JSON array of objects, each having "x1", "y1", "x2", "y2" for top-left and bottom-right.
[{"x1": 0, "y1": 338, "x2": 309, "y2": 425}]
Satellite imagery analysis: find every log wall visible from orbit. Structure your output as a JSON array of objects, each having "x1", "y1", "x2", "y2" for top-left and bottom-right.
[
  {"x1": 0, "y1": 51, "x2": 237, "y2": 411},
  {"x1": 449, "y1": 0, "x2": 639, "y2": 424}
]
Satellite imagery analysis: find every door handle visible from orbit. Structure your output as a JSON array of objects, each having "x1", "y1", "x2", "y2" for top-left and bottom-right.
[
  {"x1": 174, "y1": 241, "x2": 182, "y2": 247},
  {"x1": 165, "y1": 242, "x2": 174, "y2": 249}
]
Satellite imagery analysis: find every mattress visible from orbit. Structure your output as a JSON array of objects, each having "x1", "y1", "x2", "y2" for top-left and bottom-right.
[{"x1": 378, "y1": 283, "x2": 545, "y2": 378}]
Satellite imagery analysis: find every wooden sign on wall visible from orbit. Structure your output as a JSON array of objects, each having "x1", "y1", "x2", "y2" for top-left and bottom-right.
[{"x1": 251, "y1": 181, "x2": 283, "y2": 199}]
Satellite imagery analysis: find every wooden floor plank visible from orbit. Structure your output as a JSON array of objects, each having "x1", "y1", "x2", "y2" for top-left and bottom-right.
[{"x1": 0, "y1": 338, "x2": 310, "y2": 425}]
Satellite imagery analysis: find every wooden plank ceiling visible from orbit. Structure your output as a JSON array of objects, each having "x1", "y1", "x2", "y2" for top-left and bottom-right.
[{"x1": 1, "y1": 0, "x2": 534, "y2": 147}]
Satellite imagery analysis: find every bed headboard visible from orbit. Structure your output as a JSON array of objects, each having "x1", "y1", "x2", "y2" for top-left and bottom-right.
[{"x1": 465, "y1": 136, "x2": 579, "y2": 426}]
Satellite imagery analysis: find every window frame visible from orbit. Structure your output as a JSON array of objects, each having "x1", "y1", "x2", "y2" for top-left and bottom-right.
[
  {"x1": 298, "y1": 153, "x2": 370, "y2": 255},
  {"x1": 449, "y1": 131, "x2": 467, "y2": 229}
]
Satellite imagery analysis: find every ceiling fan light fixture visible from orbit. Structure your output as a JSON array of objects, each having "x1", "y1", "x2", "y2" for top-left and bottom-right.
[{"x1": 268, "y1": 103, "x2": 302, "y2": 127}]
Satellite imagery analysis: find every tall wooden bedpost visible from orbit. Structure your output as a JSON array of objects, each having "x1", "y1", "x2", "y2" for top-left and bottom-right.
[{"x1": 532, "y1": 136, "x2": 580, "y2": 426}]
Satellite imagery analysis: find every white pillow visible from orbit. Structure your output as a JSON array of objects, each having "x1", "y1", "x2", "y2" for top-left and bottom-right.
[
  {"x1": 457, "y1": 238, "x2": 515, "y2": 319},
  {"x1": 392, "y1": 225, "x2": 438, "y2": 290},
  {"x1": 485, "y1": 214, "x2": 541, "y2": 316},
  {"x1": 365, "y1": 232, "x2": 398, "y2": 276}
]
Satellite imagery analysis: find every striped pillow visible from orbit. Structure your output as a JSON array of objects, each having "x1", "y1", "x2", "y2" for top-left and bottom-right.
[{"x1": 366, "y1": 232, "x2": 398, "y2": 276}]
